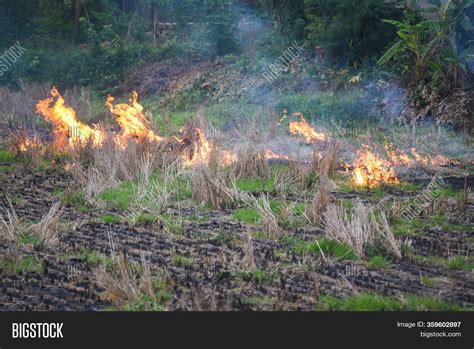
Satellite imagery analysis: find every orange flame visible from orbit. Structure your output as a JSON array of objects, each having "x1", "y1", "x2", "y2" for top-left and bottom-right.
[
  {"x1": 181, "y1": 128, "x2": 212, "y2": 167},
  {"x1": 36, "y1": 88, "x2": 104, "y2": 149},
  {"x1": 351, "y1": 148, "x2": 399, "y2": 188},
  {"x1": 18, "y1": 136, "x2": 42, "y2": 153},
  {"x1": 385, "y1": 142, "x2": 457, "y2": 167},
  {"x1": 265, "y1": 149, "x2": 290, "y2": 161},
  {"x1": 289, "y1": 113, "x2": 326, "y2": 143},
  {"x1": 105, "y1": 91, "x2": 163, "y2": 146},
  {"x1": 220, "y1": 150, "x2": 237, "y2": 165}
]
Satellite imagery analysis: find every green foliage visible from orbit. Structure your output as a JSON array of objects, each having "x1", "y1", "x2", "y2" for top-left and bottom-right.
[
  {"x1": 0, "y1": 255, "x2": 44, "y2": 274},
  {"x1": 101, "y1": 181, "x2": 134, "y2": 210},
  {"x1": 448, "y1": 256, "x2": 474, "y2": 271},
  {"x1": 73, "y1": 248, "x2": 115, "y2": 268},
  {"x1": 305, "y1": 0, "x2": 405, "y2": 65},
  {"x1": 282, "y1": 236, "x2": 359, "y2": 260},
  {"x1": 0, "y1": 150, "x2": 14, "y2": 163},
  {"x1": 235, "y1": 178, "x2": 275, "y2": 193},
  {"x1": 120, "y1": 280, "x2": 171, "y2": 311},
  {"x1": 172, "y1": 255, "x2": 194, "y2": 267},
  {"x1": 368, "y1": 255, "x2": 390, "y2": 269},
  {"x1": 319, "y1": 293, "x2": 463, "y2": 311},
  {"x1": 103, "y1": 214, "x2": 123, "y2": 225},
  {"x1": 378, "y1": 0, "x2": 472, "y2": 89},
  {"x1": 232, "y1": 207, "x2": 260, "y2": 224}
]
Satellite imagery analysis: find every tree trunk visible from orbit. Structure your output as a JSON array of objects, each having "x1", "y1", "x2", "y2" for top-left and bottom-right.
[
  {"x1": 151, "y1": 1, "x2": 157, "y2": 45},
  {"x1": 74, "y1": 0, "x2": 81, "y2": 34}
]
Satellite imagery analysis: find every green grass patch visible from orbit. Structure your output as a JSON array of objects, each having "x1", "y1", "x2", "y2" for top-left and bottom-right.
[
  {"x1": 235, "y1": 178, "x2": 275, "y2": 193},
  {"x1": 0, "y1": 149, "x2": 14, "y2": 162},
  {"x1": 367, "y1": 255, "x2": 390, "y2": 269},
  {"x1": 72, "y1": 248, "x2": 115, "y2": 268},
  {"x1": 0, "y1": 164, "x2": 13, "y2": 173},
  {"x1": 186, "y1": 214, "x2": 209, "y2": 223},
  {"x1": 282, "y1": 236, "x2": 358, "y2": 261},
  {"x1": 392, "y1": 218, "x2": 426, "y2": 237},
  {"x1": 120, "y1": 280, "x2": 171, "y2": 311},
  {"x1": 101, "y1": 181, "x2": 134, "y2": 210},
  {"x1": 103, "y1": 214, "x2": 123, "y2": 225},
  {"x1": 448, "y1": 256, "x2": 474, "y2": 271},
  {"x1": 252, "y1": 231, "x2": 271, "y2": 240},
  {"x1": 17, "y1": 232, "x2": 42, "y2": 247},
  {"x1": 318, "y1": 293, "x2": 462, "y2": 311},
  {"x1": 172, "y1": 255, "x2": 194, "y2": 267},
  {"x1": 233, "y1": 269, "x2": 275, "y2": 284},
  {"x1": 232, "y1": 207, "x2": 260, "y2": 224},
  {"x1": 0, "y1": 255, "x2": 44, "y2": 274}
]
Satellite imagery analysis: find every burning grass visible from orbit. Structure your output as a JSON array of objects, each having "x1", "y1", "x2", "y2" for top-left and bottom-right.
[{"x1": 288, "y1": 113, "x2": 327, "y2": 144}]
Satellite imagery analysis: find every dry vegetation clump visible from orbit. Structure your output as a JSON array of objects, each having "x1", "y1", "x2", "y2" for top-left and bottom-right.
[
  {"x1": 243, "y1": 231, "x2": 256, "y2": 270},
  {"x1": 242, "y1": 193, "x2": 281, "y2": 240},
  {"x1": 287, "y1": 149, "x2": 306, "y2": 188},
  {"x1": 311, "y1": 142, "x2": 340, "y2": 177},
  {"x1": 94, "y1": 251, "x2": 162, "y2": 310},
  {"x1": 191, "y1": 166, "x2": 241, "y2": 210},
  {"x1": 323, "y1": 201, "x2": 401, "y2": 259},
  {"x1": 0, "y1": 197, "x2": 66, "y2": 247},
  {"x1": 0, "y1": 196, "x2": 23, "y2": 243},
  {"x1": 130, "y1": 162, "x2": 183, "y2": 218},
  {"x1": 0, "y1": 82, "x2": 51, "y2": 128},
  {"x1": 230, "y1": 142, "x2": 269, "y2": 179},
  {"x1": 67, "y1": 136, "x2": 166, "y2": 207},
  {"x1": 28, "y1": 202, "x2": 65, "y2": 246},
  {"x1": 304, "y1": 177, "x2": 331, "y2": 225},
  {"x1": 9, "y1": 130, "x2": 45, "y2": 167},
  {"x1": 278, "y1": 198, "x2": 297, "y2": 228}
]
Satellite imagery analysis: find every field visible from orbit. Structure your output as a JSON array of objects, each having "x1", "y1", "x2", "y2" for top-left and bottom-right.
[
  {"x1": 0, "y1": 87, "x2": 472, "y2": 311},
  {"x1": 0, "y1": 0, "x2": 473, "y2": 313}
]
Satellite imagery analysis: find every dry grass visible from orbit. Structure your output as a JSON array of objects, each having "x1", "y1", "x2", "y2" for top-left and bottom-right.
[
  {"x1": 0, "y1": 82, "x2": 50, "y2": 128},
  {"x1": 0, "y1": 196, "x2": 23, "y2": 243},
  {"x1": 323, "y1": 201, "x2": 401, "y2": 259},
  {"x1": 94, "y1": 234, "x2": 162, "y2": 310},
  {"x1": 287, "y1": 148, "x2": 306, "y2": 188},
  {"x1": 230, "y1": 143, "x2": 269, "y2": 179},
  {"x1": 323, "y1": 202, "x2": 373, "y2": 257},
  {"x1": 312, "y1": 142, "x2": 339, "y2": 177},
  {"x1": 9, "y1": 130, "x2": 45, "y2": 167},
  {"x1": 304, "y1": 177, "x2": 331, "y2": 225},
  {"x1": 28, "y1": 202, "x2": 65, "y2": 246},
  {"x1": 130, "y1": 162, "x2": 183, "y2": 219},
  {"x1": 94, "y1": 253, "x2": 151, "y2": 308},
  {"x1": 243, "y1": 231, "x2": 255, "y2": 270},
  {"x1": 68, "y1": 136, "x2": 165, "y2": 207},
  {"x1": 0, "y1": 197, "x2": 65, "y2": 247},
  {"x1": 242, "y1": 193, "x2": 281, "y2": 240},
  {"x1": 278, "y1": 199, "x2": 297, "y2": 227},
  {"x1": 191, "y1": 166, "x2": 241, "y2": 210}
]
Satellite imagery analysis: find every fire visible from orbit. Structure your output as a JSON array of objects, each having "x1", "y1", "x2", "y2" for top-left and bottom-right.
[
  {"x1": 265, "y1": 149, "x2": 290, "y2": 161},
  {"x1": 385, "y1": 142, "x2": 413, "y2": 166},
  {"x1": 36, "y1": 88, "x2": 104, "y2": 149},
  {"x1": 351, "y1": 148, "x2": 399, "y2": 188},
  {"x1": 180, "y1": 128, "x2": 212, "y2": 167},
  {"x1": 220, "y1": 150, "x2": 237, "y2": 165},
  {"x1": 105, "y1": 91, "x2": 164, "y2": 146},
  {"x1": 289, "y1": 113, "x2": 326, "y2": 143},
  {"x1": 18, "y1": 136, "x2": 41, "y2": 153},
  {"x1": 385, "y1": 142, "x2": 457, "y2": 167}
]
